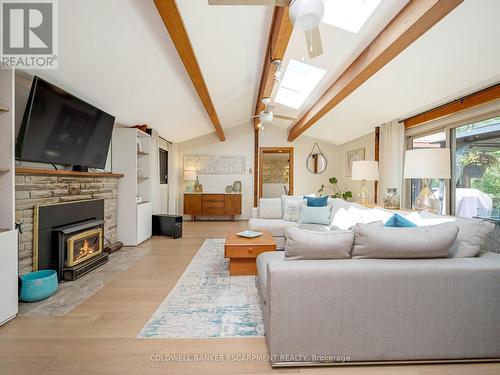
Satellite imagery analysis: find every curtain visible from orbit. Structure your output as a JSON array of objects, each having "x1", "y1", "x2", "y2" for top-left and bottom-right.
[
  {"x1": 150, "y1": 129, "x2": 161, "y2": 215},
  {"x1": 378, "y1": 120, "x2": 405, "y2": 206}
]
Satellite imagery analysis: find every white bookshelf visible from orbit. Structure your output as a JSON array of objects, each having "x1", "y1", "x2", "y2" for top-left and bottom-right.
[
  {"x1": 0, "y1": 66, "x2": 18, "y2": 325},
  {"x1": 112, "y1": 128, "x2": 152, "y2": 246}
]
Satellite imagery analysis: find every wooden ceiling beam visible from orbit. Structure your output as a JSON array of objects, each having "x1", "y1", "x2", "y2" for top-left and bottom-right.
[
  {"x1": 287, "y1": 0, "x2": 463, "y2": 142},
  {"x1": 253, "y1": 6, "x2": 293, "y2": 130},
  {"x1": 404, "y1": 83, "x2": 500, "y2": 128},
  {"x1": 154, "y1": 0, "x2": 225, "y2": 141}
]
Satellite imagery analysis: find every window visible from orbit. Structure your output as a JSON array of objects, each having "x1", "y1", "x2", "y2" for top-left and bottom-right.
[
  {"x1": 159, "y1": 148, "x2": 168, "y2": 184},
  {"x1": 274, "y1": 59, "x2": 326, "y2": 110},
  {"x1": 409, "y1": 131, "x2": 448, "y2": 214},
  {"x1": 452, "y1": 117, "x2": 500, "y2": 218},
  {"x1": 322, "y1": 0, "x2": 381, "y2": 33},
  {"x1": 406, "y1": 114, "x2": 500, "y2": 218}
]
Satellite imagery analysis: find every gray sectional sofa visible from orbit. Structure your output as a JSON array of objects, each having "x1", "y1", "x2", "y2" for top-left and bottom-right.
[{"x1": 251, "y1": 197, "x2": 500, "y2": 366}]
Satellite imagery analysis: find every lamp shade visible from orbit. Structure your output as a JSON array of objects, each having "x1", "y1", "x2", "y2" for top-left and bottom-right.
[
  {"x1": 404, "y1": 148, "x2": 451, "y2": 179},
  {"x1": 183, "y1": 170, "x2": 197, "y2": 181},
  {"x1": 351, "y1": 161, "x2": 379, "y2": 181}
]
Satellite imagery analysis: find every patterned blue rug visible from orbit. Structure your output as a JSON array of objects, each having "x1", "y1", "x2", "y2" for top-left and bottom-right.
[{"x1": 138, "y1": 239, "x2": 264, "y2": 338}]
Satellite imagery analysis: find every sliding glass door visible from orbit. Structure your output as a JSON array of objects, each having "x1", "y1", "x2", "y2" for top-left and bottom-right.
[{"x1": 452, "y1": 117, "x2": 500, "y2": 218}]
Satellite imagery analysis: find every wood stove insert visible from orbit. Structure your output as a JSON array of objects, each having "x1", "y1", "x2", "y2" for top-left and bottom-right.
[{"x1": 34, "y1": 199, "x2": 109, "y2": 281}]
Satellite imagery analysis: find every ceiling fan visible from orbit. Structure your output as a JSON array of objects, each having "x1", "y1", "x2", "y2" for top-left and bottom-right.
[
  {"x1": 239, "y1": 97, "x2": 297, "y2": 128},
  {"x1": 208, "y1": 0, "x2": 325, "y2": 59}
]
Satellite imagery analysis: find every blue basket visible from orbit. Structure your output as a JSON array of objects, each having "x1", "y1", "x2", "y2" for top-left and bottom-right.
[{"x1": 19, "y1": 270, "x2": 58, "y2": 302}]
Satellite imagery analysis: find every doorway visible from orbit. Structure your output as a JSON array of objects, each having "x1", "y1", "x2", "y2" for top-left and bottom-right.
[{"x1": 259, "y1": 147, "x2": 294, "y2": 199}]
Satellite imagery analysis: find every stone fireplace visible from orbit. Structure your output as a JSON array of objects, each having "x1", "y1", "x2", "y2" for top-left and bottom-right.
[{"x1": 15, "y1": 169, "x2": 123, "y2": 275}]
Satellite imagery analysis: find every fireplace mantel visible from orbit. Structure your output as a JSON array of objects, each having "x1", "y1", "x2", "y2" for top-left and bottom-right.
[{"x1": 16, "y1": 168, "x2": 124, "y2": 178}]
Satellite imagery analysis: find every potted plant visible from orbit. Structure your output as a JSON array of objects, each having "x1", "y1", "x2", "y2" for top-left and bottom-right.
[
  {"x1": 461, "y1": 151, "x2": 497, "y2": 179},
  {"x1": 318, "y1": 177, "x2": 352, "y2": 201}
]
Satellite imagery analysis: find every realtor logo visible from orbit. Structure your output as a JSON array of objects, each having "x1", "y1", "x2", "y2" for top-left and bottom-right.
[{"x1": 1, "y1": 0, "x2": 58, "y2": 69}]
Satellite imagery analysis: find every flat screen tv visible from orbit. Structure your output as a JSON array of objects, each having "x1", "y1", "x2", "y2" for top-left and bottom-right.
[{"x1": 16, "y1": 76, "x2": 115, "y2": 170}]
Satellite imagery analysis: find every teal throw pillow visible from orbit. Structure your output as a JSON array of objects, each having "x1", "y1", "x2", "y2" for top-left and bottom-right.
[{"x1": 384, "y1": 213, "x2": 417, "y2": 228}]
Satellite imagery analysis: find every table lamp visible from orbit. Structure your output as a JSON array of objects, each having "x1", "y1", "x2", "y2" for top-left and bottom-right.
[
  {"x1": 403, "y1": 148, "x2": 450, "y2": 213},
  {"x1": 351, "y1": 161, "x2": 379, "y2": 204},
  {"x1": 184, "y1": 170, "x2": 197, "y2": 192}
]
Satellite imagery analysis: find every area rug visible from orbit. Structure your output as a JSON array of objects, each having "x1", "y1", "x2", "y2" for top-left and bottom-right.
[
  {"x1": 138, "y1": 239, "x2": 264, "y2": 338},
  {"x1": 19, "y1": 246, "x2": 150, "y2": 316}
]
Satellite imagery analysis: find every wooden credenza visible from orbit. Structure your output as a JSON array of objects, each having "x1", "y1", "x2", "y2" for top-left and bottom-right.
[{"x1": 184, "y1": 193, "x2": 242, "y2": 221}]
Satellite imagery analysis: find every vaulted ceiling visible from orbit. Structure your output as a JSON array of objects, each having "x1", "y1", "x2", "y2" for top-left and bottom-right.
[{"x1": 22, "y1": 0, "x2": 500, "y2": 145}]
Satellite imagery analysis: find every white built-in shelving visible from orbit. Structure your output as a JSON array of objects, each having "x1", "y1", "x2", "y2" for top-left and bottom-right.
[
  {"x1": 0, "y1": 66, "x2": 18, "y2": 326},
  {"x1": 112, "y1": 128, "x2": 152, "y2": 246}
]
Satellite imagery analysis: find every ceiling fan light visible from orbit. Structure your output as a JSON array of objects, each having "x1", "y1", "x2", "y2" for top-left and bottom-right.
[
  {"x1": 289, "y1": 0, "x2": 325, "y2": 31},
  {"x1": 259, "y1": 111, "x2": 273, "y2": 123}
]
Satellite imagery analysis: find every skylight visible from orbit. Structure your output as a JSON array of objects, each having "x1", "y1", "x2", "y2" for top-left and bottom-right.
[
  {"x1": 322, "y1": 0, "x2": 381, "y2": 34},
  {"x1": 274, "y1": 59, "x2": 326, "y2": 110}
]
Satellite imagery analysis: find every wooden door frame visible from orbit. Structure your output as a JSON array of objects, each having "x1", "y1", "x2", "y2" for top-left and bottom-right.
[{"x1": 259, "y1": 147, "x2": 294, "y2": 201}]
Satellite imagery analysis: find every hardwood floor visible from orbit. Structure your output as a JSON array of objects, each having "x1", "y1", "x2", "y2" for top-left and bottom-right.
[{"x1": 0, "y1": 221, "x2": 499, "y2": 375}]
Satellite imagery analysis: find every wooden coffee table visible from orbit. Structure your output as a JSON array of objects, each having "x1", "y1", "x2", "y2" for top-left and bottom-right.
[{"x1": 224, "y1": 230, "x2": 276, "y2": 276}]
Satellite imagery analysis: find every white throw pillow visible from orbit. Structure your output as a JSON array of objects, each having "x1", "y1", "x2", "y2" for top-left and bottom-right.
[
  {"x1": 359, "y1": 208, "x2": 394, "y2": 225},
  {"x1": 331, "y1": 207, "x2": 362, "y2": 230},
  {"x1": 259, "y1": 198, "x2": 283, "y2": 219},
  {"x1": 281, "y1": 195, "x2": 304, "y2": 217},
  {"x1": 283, "y1": 199, "x2": 305, "y2": 222}
]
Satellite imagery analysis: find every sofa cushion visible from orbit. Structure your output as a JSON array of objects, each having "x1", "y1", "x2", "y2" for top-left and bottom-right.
[
  {"x1": 258, "y1": 198, "x2": 282, "y2": 219},
  {"x1": 283, "y1": 198, "x2": 305, "y2": 222},
  {"x1": 418, "y1": 211, "x2": 494, "y2": 258},
  {"x1": 384, "y1": 213, "x2": 417, "y2": 227},
  {"x1": 297, "y1": 223, "x2": 331, "y2": 232},
  {"x1": 285, "y1": 227, "x2": 353, "y2": 260},
  {"x1": 352, "y1": 221, "x2": 459, "y2": 259},
  {"x1": 248, "y1": 218, "x2": 299, "y2": 237},
  {"x1": 305, "y1": 196, "x2": 328, "y2": 207},
  {"x1": 300, "y1": 205, "x2": 332, "y2": 225}
]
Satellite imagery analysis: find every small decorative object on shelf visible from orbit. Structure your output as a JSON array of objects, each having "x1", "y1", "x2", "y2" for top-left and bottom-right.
[
  {"x1": 194, "y1": 177, "x2": 203, "y2": 192},
  {"x1": 225, "y1": 185, "x2": 233, "y2": 193},
  {"x1": 384, "y1": 188, "x2": 400, "y2": 209},
  {"x1": 232, "y1": 180, "x2": 242, "y2": 193}
]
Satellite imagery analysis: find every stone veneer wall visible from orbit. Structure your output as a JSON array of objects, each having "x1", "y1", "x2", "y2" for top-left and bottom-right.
[
  {"x1": 15, "y1": 173, "x2": 120, "y2": 275},
  {"x1": 262, "y1": 160, "x2": 289, "y2": 183}
]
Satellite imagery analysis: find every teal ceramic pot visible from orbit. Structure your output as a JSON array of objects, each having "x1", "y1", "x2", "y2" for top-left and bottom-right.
[{"x1": 19, "y1": 270, "x2": 58, "y2": 302}]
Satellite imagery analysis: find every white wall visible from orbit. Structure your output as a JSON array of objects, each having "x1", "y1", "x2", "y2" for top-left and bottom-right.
[
  {"x1": 176, "y1": 125, "x2": 341, "y2": 219},
  {"x1": 337, "y1": 132, "x2": 376, "y2": 202},
  {"x1": 177, "y1": 126, "x2": 254, "y2": 219},
  {"x1": 259, "y1": 126, "x2": 341, "y2": 197}
]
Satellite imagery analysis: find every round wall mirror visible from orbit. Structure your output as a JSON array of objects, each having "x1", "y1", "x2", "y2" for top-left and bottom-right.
[
  {"x1": 306, "y1": 153, "x2": 327, "y2": 174},
  {"x1": 306, "y1": 143, "x2": 327, "y2": 174}
]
